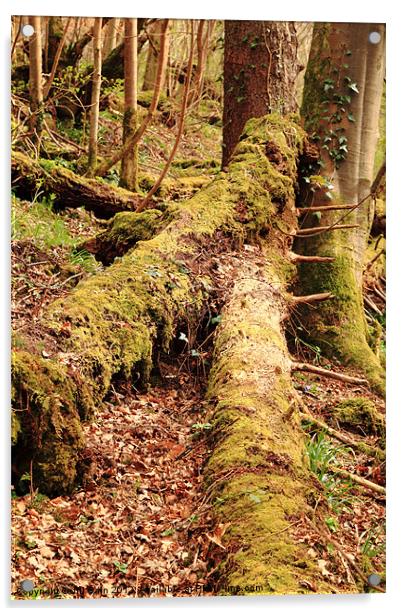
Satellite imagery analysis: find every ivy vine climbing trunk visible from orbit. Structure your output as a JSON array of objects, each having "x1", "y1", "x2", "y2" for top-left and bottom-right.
[
  {"x1": 222, "y1": 20, "x2": 299, "y2": 168},
  {"x1": 297, "y1": 22, "x2": 385, "y2": 393}
]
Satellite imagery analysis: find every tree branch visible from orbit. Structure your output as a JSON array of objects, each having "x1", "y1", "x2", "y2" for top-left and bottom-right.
[
  {"x1": 291, "y1": 361, "x2": 368, "y2": 385},
  {"x1": 289, "y1": 252, "x2": 335, "y2": 263},
  {"x1": 290, "y1": 293, "x2": 334, "y2": 305},
  {"x1": 296, "y1": 224, "x2": 359, "y2": 236}
]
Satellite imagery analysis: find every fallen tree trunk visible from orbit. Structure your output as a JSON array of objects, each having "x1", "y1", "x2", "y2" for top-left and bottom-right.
[
  {"x1": 205, "y1": 261, "x2": 332, "y2": 594},
  {"x1": 11, "y1": 151, "x2": 139, "y2": 218},
  {"x1": 12, "y1": 114, "x2": 307, "y2": 495}
]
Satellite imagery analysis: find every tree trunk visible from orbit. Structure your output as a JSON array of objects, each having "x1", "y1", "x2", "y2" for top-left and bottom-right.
[
  {"x1": 142, "y1": 20, "x2": 169, "y2": 92},
  {"x1": 120, "y1": 19, "x2": 139, "y2": 191},
  {"x1": 101, "y1": 19, "x2": 149, "y2": 81},
  {"x1": 11, "y1": 151, "x2": 140, "y2": 218},
  {"x1": 138, "y1": 21, "x2": 195, "y2": 209},
  {"x1": 298, "y1": 23, "x2": 385, "y2": 393},
  {"x1": 28, "y1": 15, "x2": 44, "y2": 142},
  {"x1": 47, "y1": 17, "x2": 64, "y2": 73},
  {"x1": 222, "y1": 20, "x2": 299, "y2": 168},
  {"x1": 87, "y1": 18, "x2": 103, "y2": 175},
  {"x1": 205, "y1": 263, "x2": 331, "y2": 594},
  {"x1": 94, "y1": 20, "x2": 170, "y2": 178},
  {"x1": 103, "y1": 18, "x2": 119, "y2": 58}
]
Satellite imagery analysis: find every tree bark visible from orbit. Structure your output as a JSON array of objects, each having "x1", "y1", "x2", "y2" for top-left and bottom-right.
[
  {"x1": 120, "y1": 19, "x2": 139, "y2": 191},
  {"x1": 87, "y1": 18, "x2": 103, "y2": 175},
  {"x1": 205, "y1": 261, "x2": 331, "y2": 594},
  {"x1": 103, "y1": 18, "x2": 119, "y2": 58},
  {"x1": 142, "y1": 20, "x2": 169, "y2": 92},
  {"x1": 138, "y1": 21, "x2": 195, "y2": 210},
  {"x1": 222, "y1": 20, "x2": 299, "y2": 168},
  {"x1": 298, "y1": 23, "x2": 385, "y2": 394},
  {"x1": 28, "y1": 15, "x2": 44, "y2": 142}
]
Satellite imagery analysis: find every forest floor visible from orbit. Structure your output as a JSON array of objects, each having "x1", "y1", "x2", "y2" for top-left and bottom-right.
[
  {"x1": 11, "y1": 201, "x2": 385, "y2": 598},
  {"x1": 11, "y1": 101, "x2": 386, "y2": 599}
]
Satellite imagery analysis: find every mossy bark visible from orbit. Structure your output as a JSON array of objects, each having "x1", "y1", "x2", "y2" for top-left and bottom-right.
[
  {"x1": 12, "y1": 114, "x2": 306, "y2": 495},
  {"x1": 80, "y1": 209, "x2": 164, "y2": 265},
  {"x1": 205, "y1": 266, "x2": 332, "y2": 594},
  {"x1": 11, "y1": 151, "x2": 140, "y2": 218},
  {"x1": 296, "y1": 228, "x2": 385, "y2": 395}
]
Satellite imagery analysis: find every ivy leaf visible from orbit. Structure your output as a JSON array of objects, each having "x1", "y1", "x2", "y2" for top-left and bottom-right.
[
  {"x1": 178, "y1": 332, "x2": 189, "y2": 342},
  {"x1": 313, "y1": 211, "x2": 322, "y2": 222},
  {"x1": 249, "y1": 493, "x2": 262, "y2": 504},
  {"x1": 347, "y1": 113, "x2": 356, "y2": 122}
]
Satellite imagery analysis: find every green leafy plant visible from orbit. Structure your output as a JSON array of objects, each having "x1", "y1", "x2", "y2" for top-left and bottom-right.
[{"x1": 113, "y1": 561, "x2": 128, "y2": 574}]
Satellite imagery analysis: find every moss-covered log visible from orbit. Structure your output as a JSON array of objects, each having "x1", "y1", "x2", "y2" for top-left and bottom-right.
[
  {"x1": 205, "y1": 262, "x2": 332, "y2": 595},
  {"x1": 12, "y1": 114, "x2": 306, "y2": 495},
  {"x1": 11, "y1": 151, "x2": 139, "y2": 218}
]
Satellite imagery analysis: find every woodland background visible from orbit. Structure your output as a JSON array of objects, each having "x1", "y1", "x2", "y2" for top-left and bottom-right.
[{"x1": 10, "y1": 13, "x2": 387, "y2": 600}]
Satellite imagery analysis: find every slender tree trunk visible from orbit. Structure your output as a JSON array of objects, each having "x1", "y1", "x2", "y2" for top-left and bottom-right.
[
  {"x1": 43, "y1": 17, "x2": 72, "y2": 100},
  {"x1": 138, "y1": 22, "x2": 195, "y2": 210},
  {"x1": 94, "y1": 19, "x2": 170, "y2": 178},
  {"x1": 187, "y1": 20, "x2": 209, "y2": 107},
  {"x1": 87, "y1": 17, "x2": 103, "y2": 176},
  {"x1": 298, "y1": 22, "x2": 385, "y2": 393},
  {"x1": 120, "y1": 19, "x2": 139, "y2": 191},
  {"x1": 47, "y1": 17, "x2": 64, "y2": 72},
  {"x1": 222, "y1": 20, "x2": 299, "y2": 168},
  {"x1": 142, "y1": 20, "x2": 169, "y2": 91},
  {"x1": 103, "y1": 18, "x2": 119, "y2": 57},
  {"x1": 28, "y1": 16, "x2": 44, "y2": 144}
]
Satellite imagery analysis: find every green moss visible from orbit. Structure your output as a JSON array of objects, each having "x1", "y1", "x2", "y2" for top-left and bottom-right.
[
  {"x1": 333, "y1": 398, "x2": 385, "y2": 438},
  {"x1": 205, "y1": 260, "x2": 332, "y2": 594},
  {"x1": 11, "y1": 350, "x2": 84, "y2": 494},
  {"x1": 298, "y1": 251, "x2": 385, "y2": 395},
  {"x1": 84, "y1": 209, "x2": 163, "y2": 263},
  {"x1": 213, "y1": 474, "x2": 328, "y2": 594}
]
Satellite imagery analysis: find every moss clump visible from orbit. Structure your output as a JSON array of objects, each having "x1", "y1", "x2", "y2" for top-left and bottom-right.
[
  {"x1": 332, "y1": 398, "x2": 385, "y2": 439},
  {"x1": 82, "y1": 209, "x2": 164, "y2": 264},
  {"x1": 12, "y1": 351, "x2": 84, "y2": 494}
]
